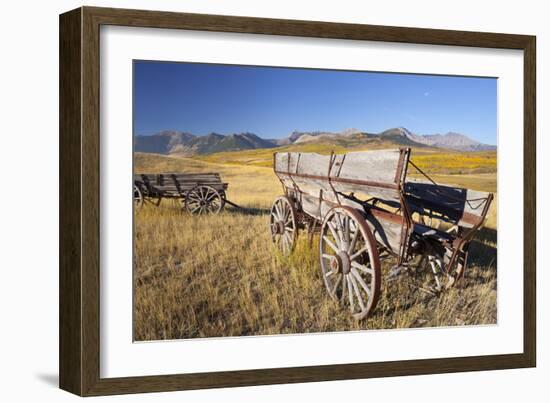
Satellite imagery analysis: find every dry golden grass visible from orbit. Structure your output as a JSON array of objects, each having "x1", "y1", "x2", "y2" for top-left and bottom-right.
[{"x1": 134, "y1": 152, "x2": 497, "y2": 341}]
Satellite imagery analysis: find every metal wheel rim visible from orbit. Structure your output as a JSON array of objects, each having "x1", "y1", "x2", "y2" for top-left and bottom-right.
[
  {"x1": 269, "y1": 196, "x2": 297, "y2": 255},
  {"x1": 185, "y1": 185, "x2": 224, "y2": 215},
  {"x1": 319, "y1": 206, "x2": 381, "y2": 320}
]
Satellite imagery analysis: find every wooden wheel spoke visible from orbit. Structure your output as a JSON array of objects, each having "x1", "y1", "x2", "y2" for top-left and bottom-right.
[
  {"x1": 322, "y1": 235, "x2": 339, "y2": 254},
  {"x1": 335, "y1": 214, "x2": 346, "y2": 246},
  {"x1": 348, "y1": 227, "x2": 359, "y2": 254},
  {"x1": 341, "y1": 273, "x2": 347, "y2": 302},
  {"x1": 330, "y1": 216, "x2": 340, "y2": 244},
  {"x1": 330, "y1": 274, "x2": 342, "y2": 295},
  {"x1": 349, "y1": 274, "x2": 366, "y2": 311},
  {"x1": 350, "y1": 246, "x2": 369, "y2": 260},
  {"x1": 285, "y1": 219, "x2": 293, "y2": 228},
  {"x1": 327, "y1": 221, "x2": 342, "y2": 249},
  {"x1": 282, "y1": 205, "x2": 290, "y2": 222},
  {"x1": 346, "y1": 275, "x2": 355, "y2": 312},
  {"x1": 343, "y1": 216, "x2": 351, "y2": 245},
  {"x1": 281, "y1": 205, "x2": 289, "y2": 221},
  {"x1": 351, "y1": 261, "x2": 373, "y2": 275},
  {"x1": 351, "y1": 268, "x2": 371, "y2": 297},
  {"x1": 284, "y1": 212, "x2": 293, "y2": 225},
  {"x1": 283, "y1": 232, "x2": 291, "y2": 252},
  {"x1": 283, "y1": 231, "x2": 291, "y2": 244},
  {"x1": 274, "y1": 202, "x2": 283, "y2": 221},
  {"x1": 278, "y1": 201, "x2": 286, "y2": 221}
]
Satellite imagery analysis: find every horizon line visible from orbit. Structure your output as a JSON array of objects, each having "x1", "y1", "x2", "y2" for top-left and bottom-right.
[{"x1": 134, "y1": 126, "x2": 496, "y2": 146}]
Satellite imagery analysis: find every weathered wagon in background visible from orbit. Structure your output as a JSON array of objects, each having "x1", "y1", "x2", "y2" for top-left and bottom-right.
[
  {"x1": 270, "y1": 148, "x2": 493, "y2": 320},
  {"x1": 134, "y1": 172, "x2": 228, "y2": 214}
]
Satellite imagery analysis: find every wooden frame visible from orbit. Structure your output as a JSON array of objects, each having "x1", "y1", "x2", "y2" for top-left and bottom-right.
[{"x1": 59, "y1": 6, "x2": 536, "y2": 396}]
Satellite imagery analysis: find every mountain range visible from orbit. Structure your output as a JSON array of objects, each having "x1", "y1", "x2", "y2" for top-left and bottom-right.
[{"x1": 134, "y1": 127, "x2": 496, "y2": 156}]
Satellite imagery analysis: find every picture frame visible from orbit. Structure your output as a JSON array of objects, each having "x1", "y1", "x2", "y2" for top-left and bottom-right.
[{"x1": 59, "y1": 6, "x2": 536, "y2": 396}]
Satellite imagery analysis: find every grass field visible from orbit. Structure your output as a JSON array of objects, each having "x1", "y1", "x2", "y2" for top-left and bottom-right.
[
  {"x1": 194, "y1": 143, "x2": 497, "y2": 175},
  {"x1": 134, "y1": 151, "x2": 497, "y2": 341}
]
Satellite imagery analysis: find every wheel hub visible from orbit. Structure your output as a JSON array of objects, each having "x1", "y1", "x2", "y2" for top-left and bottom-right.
[
  {"x1": 330, "y1": 251, "x2": 351, "y2": 274},
  {"x1": 275, "y1": 220, "x2": 285, "y2": 234}
]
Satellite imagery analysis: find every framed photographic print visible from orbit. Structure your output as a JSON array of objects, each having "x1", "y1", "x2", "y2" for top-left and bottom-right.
[{"x1": 59, "y1": 6, "x2": 536, "y2": 396}]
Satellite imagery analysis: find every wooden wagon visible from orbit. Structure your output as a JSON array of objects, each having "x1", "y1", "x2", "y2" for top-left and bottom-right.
[
  {"x1": 134, "y1": 172, "x2": 228, "y2": 214},
  {"x1": 270, "y1": 148, "x2": 493, "y2": 320}
]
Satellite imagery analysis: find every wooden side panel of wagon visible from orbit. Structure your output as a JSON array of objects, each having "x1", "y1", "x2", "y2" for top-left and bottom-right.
[{"x1": 274, "y1": 149, "x2": 409, "y2": 254}]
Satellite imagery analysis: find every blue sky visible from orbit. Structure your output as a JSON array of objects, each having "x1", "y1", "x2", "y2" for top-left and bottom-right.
[{"x1": 134, "y1": 60, "x2": 497, "y2": 145}]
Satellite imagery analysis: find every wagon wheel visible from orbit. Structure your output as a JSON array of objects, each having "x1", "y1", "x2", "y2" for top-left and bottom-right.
[
  {"x1": 185, "y1": 185, "x2": 224, "y2": 215},
  {"x1": 269, "y1": 196, "x2": 298, "y2": 255},
  {"x1": 319, "y1": 206, "x2": 381, "y2": 320},
  {"x1": 133, "y1": 185, "x2": 143, "y2": 209}
]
